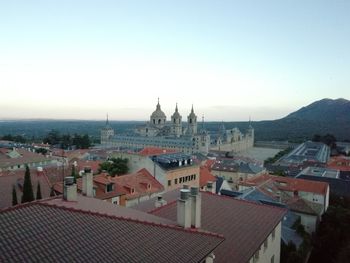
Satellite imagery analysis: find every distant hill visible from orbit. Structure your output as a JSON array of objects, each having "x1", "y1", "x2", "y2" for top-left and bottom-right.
[
  {"x1": 1, "y1": 98, "x2": 349, "y2": 142},
  {"x1": 285, "y1": 98, "x2": 350, "y2": 122},
  {"x1": 251, "y1": 98, "x2": 350, "y2": 141}
]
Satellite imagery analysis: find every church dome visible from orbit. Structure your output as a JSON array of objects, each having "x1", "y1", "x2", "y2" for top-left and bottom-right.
[
  {"x1": 150, "y1": 99, "x2": 166, "y2": 127},
  {"x1": 151, "y1": 100, "x2": 166, "y2": 119}
]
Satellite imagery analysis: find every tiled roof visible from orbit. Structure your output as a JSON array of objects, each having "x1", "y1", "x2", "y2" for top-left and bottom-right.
[
  {"x1": 138, "y1": 147, "x2": 177, "y2": 156},
  {"x1": 241, "y1": 174, "x2": 329, "y2": 195},
  {"x1": 0, "y1": 199, "x2": 224, "y2": 262},
  {"x1": 53, "y1": 169, "x2": 164, "y2": 201},
  {"x1": 200, "y1": 166, "x2": 217, "y2": 187},
  {"x1": 327, "y1": 156, "x2": 350, "y2": 171},
  {"x1": 0, "y1": 148, "x2": 55, "y2": 169},
  {"x1": 136, "y1": 190, "x2": 287, "y2": 263}
]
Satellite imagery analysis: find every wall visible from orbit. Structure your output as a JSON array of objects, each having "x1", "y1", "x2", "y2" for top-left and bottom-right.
[
  {"x1": 295, "y1": 212, "x2": 318, "y2": 234},
  {"x1": 249, "y1": 221, "x2": 282, "y2": 263}
]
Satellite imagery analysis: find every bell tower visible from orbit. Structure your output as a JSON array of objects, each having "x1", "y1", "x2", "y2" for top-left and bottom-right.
[
  {"x1": 171, "y1": 103, "x2": 182, "y2": 137},
  {"x1": 187, "y1": 105, "x2": 198, "y2": 135}
]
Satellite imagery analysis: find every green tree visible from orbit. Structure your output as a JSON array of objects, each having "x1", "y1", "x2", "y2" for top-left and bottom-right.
[
  {"x1": 99, "y1": 157, "x2": 129, "y2": 176},
  {"x1": 71, "y1": 164, "x2": 77, "y2": 183},
  {"x1": 36, "y1": 182, "x2": 42, "y2": 200},
  {"x1": 21, "y1": 165, "x2": 35, "y2": 203},
  {"x1": 12, "y1": 185, "x2": 18, "y2": 206}
]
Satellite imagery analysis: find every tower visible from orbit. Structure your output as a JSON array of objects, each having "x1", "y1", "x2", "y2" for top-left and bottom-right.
[
  {"x1": 187, "y1": 105, "x2": 197, "y2": 135},
  {"x1": 150, "y1": 98, "x2": 167, "y2": 128},
  {"x1": 171, "y1": 103, "x2": 182, "y2": 137},
  {"x1": 101, "y1": 114, "x2": 115, "y2": 145},
  {"x1": 247, "y1": 117, "x2": 254, "y2": 146}
]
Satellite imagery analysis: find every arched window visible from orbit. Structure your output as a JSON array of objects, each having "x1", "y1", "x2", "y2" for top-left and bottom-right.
[
  {"x1": 158, "y1": 119, "x2": 161, "y2": 124},
  {"x1": 190, "y1": 119, "x2": 192, "y2": 124}
]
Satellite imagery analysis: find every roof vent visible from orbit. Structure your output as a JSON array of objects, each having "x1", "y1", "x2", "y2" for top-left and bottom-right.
[
  {"x1": 65, "y1": 176, "x2": 75, "y2": 186},
  {"x1": 190, "y1": 186, "x2": 199, "y2": 196},
  {"x1": 84, "y1": 166, "x2": 92, "y2": 173},
  {"x1": 180, "y1": 189, "x2": 190, "y2": 200},
  {"x1": 37, "y1": 167, "x2": 43, "y2": 172}
]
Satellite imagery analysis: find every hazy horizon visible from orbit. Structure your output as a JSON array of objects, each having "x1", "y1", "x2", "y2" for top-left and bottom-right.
[{"x1": 1, "y1": 1, "x2": 349, "y2": 121}]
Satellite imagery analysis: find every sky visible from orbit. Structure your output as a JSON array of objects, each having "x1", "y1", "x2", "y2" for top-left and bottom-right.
[{"x1": 0, "y1": 0, "x2": 349, "y2": 121}]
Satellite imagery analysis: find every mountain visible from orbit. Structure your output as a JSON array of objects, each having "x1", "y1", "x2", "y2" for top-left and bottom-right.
[
  {"x1": 250, "y1": 98, "x2": 350, "y2": 141},
  {"x1": 285, "y1": 98, "x2": 350, "y2": 123}
]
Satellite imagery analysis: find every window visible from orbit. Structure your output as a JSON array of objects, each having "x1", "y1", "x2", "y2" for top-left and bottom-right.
[
  {"x1": 106, "y1": 183, "x2": 114, "y2": 193},
  {"x1": 175, "y1": 178, "x2": 178, "y2": 184},
  {"x1": 271, "y1": 255, "x2": 275, "y2": 263},
  {"x1": 194, "y1": 174, "x2": 196, "y2": 180},
  {"x1": 264, "y1": 239, "x2": 268, "y2": 251},
  {"x1": 168, "y1": 180, "x2": 171, "y2": 187},
  {"x1": 253, "y1": 250, "x2": 260, "y2": 263},
  {"x1": 272, "y1": 229, "x2": 276, "y2": 241}
]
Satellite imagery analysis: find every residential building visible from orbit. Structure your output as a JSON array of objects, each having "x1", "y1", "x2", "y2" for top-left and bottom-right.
[
  {"x1": 0, "y1": 167, "x2": 52, "y2": 209},
  {"x1": 210, "y1": 158, "x2": 266, "y2": 190},
  {"x1": 297, "y1": 166, "x2": 350, "y2": 198},
  {"x1": 133, "y1": 189, "x2": 287, "y2": 263},
  {"x1": 113, "y1": 149, "x2": 200, "y2": 191},
  {"x1": 0, "y1": 147, "x2": 58, "y2": 172},
  {"x1": 0, "y1": 188, "x2": 224, "y2": 262},
  {"x1": 239, "y1": 174, "x2": 330, "y2": 233},
  {"x1": 53, "y1": 168, "x2": 164, "y2": 207}
]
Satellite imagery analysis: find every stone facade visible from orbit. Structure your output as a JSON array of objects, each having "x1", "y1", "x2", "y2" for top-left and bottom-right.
[{"x1": 101, "y1": 99, "x2": 211, "y2": 154}]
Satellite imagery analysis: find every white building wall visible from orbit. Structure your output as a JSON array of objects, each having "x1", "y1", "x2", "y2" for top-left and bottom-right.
[
  {"x1": 249, "y1": 221, "x2": 282, "y2": 263},
  {"x1": 295, "y1": 212, "x2": 318, "y2": 234}
]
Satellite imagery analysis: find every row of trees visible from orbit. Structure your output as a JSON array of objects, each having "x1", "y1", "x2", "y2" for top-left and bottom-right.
[
  {"x1": 43, "y1": 130, "x2": 91, "y2": 149},
  {"x1": 1, "y1": 134, "x2": 27, "y2": 143},
  {"x1": 12, "y1": 166, "x2": 42, "y2": 206}
]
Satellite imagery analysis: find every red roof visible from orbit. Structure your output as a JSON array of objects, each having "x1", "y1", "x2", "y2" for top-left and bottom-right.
[
  {"x1": 199, "y1": 166, "x2": 217, "y2": 187},
  {"x1": 241, "y1": 174, "x2": 329, "y2": 195},
  {"x1": 203, "y1": 159, "x2": 216, "y2": 170},
  {"x1": 327, "y1": 156, "x2": 350, "y2": 171},
  {"x1": 148, "y1": 191, "x2": 286, "y2": 263},
  {"x1": 138, "y1": 147, "x2": 177, "y2": 156},
  {"x1": 0, "y1": 196, "x2": 224, "y2": 262},
  {"x1": 53, "y1": 169, "x2": 164, "y2": 201}
]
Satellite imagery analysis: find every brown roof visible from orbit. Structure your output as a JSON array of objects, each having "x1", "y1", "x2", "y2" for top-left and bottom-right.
[
  {"x1": 136, "y1": 190, "x2": 287, "y2": 263},
  {"x1": 0, "y1": 148, "x2": 55, "y2": 169},
  {"x1": 138, "y1": 147, "x2": 177, "y2": 156},
  {"x1": 0, "y1": 198, "x2": 224, "y2": 262},
  {"x1": 241, "y1": 174, "x2": 329, "y2": 195},
  {"x1": 53, "y1": 169, "x2": 164, "y2": 201},
  {"x1": 200, "y1": 166, "x2": 217, "y2": 187}
]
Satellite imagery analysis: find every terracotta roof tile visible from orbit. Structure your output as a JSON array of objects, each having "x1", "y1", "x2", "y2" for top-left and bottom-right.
[
  {"x1": 0, "y1": 198, "x2": 224, "y2": 262},
  {"x1": 138, "y1": 147, "x2": 177, "y2": 156},
  {"x1": 241, "y1": 174, "x2": 329, "y2": 195},
  {"x1": 200, "y1": 167, "x2": 217, "y2": 187},
  {"x1": 136, "y1": 190, "x2": 287, "y2": 263}
]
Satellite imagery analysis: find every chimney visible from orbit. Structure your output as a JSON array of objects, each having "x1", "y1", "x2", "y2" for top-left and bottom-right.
[
  {"x1": 155, "y1": 195, "x2": 167, "y2": 208},
  {"x1": 63, "y1": 176, "x2": 77, "y2": 201},
  {"x1": 82, "y1": 166, "x2": 94, "y2": 197},
  {"x1": 177, "y1": 189, "x2": 191, "y2": 228},
  {"x1": 206, "y1": 181, "x2": 213, "y2": 192},
  {"x1": 190, "y1": 186, "x2": 201, "y2": 228}
]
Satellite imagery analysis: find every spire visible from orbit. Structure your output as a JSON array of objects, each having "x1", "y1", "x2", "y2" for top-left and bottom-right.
[
  {"x1": 202, "y1": 115, "x2": 205, "y2": 130},
  {"x1": 106, "y1": 114, "x2": 109, "y2": 126},
  {"x1": 191, "y1": 104, "x2": 194, "y2": 113},
  {"x1": 156, "y1": 98, "x2": 161, "y2": 110},
  {"x1": 175, "y1": 103, "x2": 178, "y2": 112}
]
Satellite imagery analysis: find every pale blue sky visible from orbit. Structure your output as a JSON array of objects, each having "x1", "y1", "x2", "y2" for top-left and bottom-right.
[{"x1": 0, "y1": 0, "x2": 349, "y2": 121}]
